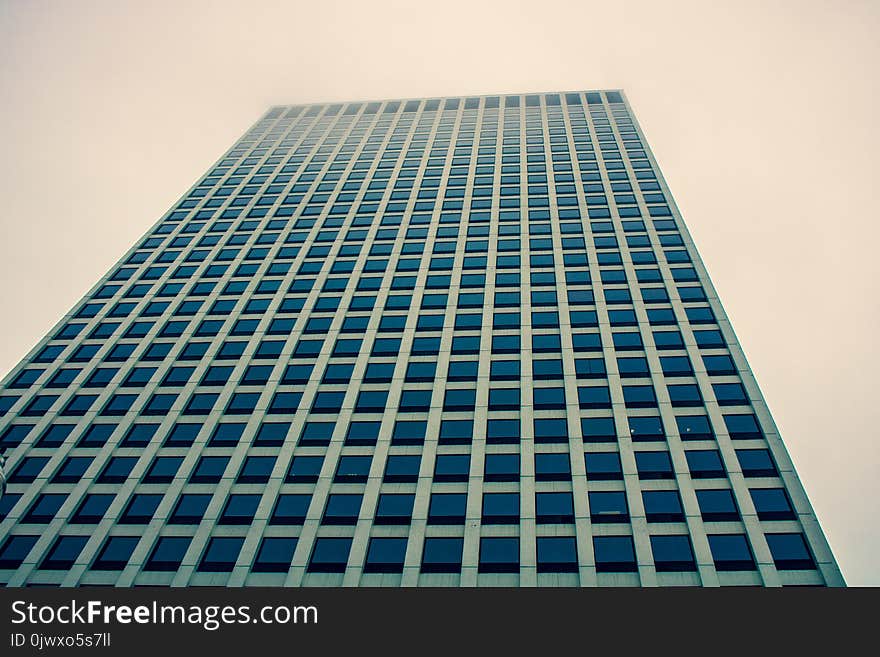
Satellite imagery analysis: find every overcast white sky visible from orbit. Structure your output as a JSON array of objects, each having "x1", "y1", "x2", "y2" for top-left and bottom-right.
[{"x1": 0, "y1": 0, "x2": 877, "y2": 584}]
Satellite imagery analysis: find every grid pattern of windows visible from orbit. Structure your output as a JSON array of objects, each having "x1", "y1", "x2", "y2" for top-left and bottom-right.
[{"x1": 0, "y1": 90, "x2": 842, "y2": 587}]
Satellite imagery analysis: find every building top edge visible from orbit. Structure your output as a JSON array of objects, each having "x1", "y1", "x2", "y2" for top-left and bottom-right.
[{"x1": 262, "y1": 89, "x2": 628, "y2": 118}]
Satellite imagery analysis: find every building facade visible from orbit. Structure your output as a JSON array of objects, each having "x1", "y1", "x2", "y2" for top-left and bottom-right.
[{"x1": 0, "y1": 90, "x2": 844, "y2": 586}]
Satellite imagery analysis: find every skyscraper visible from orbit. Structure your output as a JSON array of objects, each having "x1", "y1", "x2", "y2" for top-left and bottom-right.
[{"x1": 0, "y1": 90, "x2": 843, "y2": 587}]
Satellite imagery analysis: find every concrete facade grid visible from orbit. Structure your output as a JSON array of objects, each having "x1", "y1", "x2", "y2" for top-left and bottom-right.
[{"x1": 0, "y1": 90, "x2": 844, "y2": 587}]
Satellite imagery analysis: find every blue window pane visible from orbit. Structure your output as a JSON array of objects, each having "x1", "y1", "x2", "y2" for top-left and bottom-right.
[
  {"x1": 750, "y1": 488, "x2": 796, "y2": 521},
  {"x1": 537, "y1": 537, "x2": 578, "y2": 573},
  {"x1": 736, "y1": 449, "x2": 778, "y2": 477},
  {"x1": 146, "y1": 537, "x2": 192, "y2": 571},
  {"x1": 650, "y1": 535, "x2": 696, "y2": 572},
  {"x1": 628, "y1": 416, "x2": 664, "y2": 441},
  {"x1": 634, "y1": 451, "x2": 674, "y2": 480},
  {"x1": 707, "y1": 534, "x2": 755, "y2": 571},
  {"x1": 685, "y1": 450, "x2": 726, "y2": 478},
  {"x1": 41, "y1": 536, "x2": 89, "y2": 570},
  {"x1": 270, "y1": 494, "x2": 312, "y2": 525},
  {"x1": 696, "y1": 489, "x2": 739, "y2": 521},
  {"x1": 479, "y1": 537, "x2": 519, "y2": 573},
  {"x1": 590, "y1": 491, "x2": 629, "y2": 523},
  {"x1": 439, "y1": 419, "x2": 473, "y2": 445},
  {"x1": 593, "y1": 536, "x2": 637, "y2": 572},
  {"x1": 428, "y1": 493, "x2": 467, "y2": 524},
  {"x1": 198, "y1": 537, "x2": 245, "y2": 572},
  {"x1": 724, "y1": 414, "x2": 762, "y2": 439},
  {"x1": 253, "y1": 537, "x2": 298, "y2": 573},
  {"x1": 535, "y1": 492, "x2": 574, "y2": 524},
  {"x1": 422, "y1": 537, "x2": 464, "y2": 573},
  {"x1": 765, "y1": 533, "x2": 815, "y2": 570},
  {"x1": 308, "y1": 538, "x2": 352, "y2": 573},
  {"x1": 92, "y1": 536, "x2": 140, "y2": 570},
  {"x1": 375, "y1": 494, "x2": 415, "y2": 525},
  {"x1": 392, "y1": 420, "x2": 427, "y2": 446},
  {"x1": 322, "y1": 494, "x2": 363, "y2": 525},
  {"x1": 535, "y1": 453, "x2": 571, "y2": 481},
  {"x1": 578, "y1": 386, "x2": 611, "y2": 409},
  {"x1": 345, "y1": 421, "x2": 380, "y2": 445},
  {"x1": 642, "y1": 490, "x2": 684, "y2": 523},
  {"x1": 0, "y1": 536, "x2": 39, "y2": 568},
  {"x1": 667, "y1": 384, "x2": 703, "y2": 407},
  {"x1": 585, "y1": 452, "x2": 623, "y2": 480},
  {"x1": 622, "y1": 385, "x2": 657, "y2": 408},
  {"x1": 713, "y1": 382, "x2": 749, "y2": 406},
  {"x1": 676, "y1": 415, "x2": 713, "y2": 440},
  {"x1": 170, "y1": 494, "x2": 211, "y2": 524},
  {"x1": 364, "y1": 537, "x2": 408, "y2": 573},
  {"x1": 286, "y1": 455, "x2": 323, "y2": 483},
  {"x1": 52, "y1": 456, "x2": 93, "y2": 484}
]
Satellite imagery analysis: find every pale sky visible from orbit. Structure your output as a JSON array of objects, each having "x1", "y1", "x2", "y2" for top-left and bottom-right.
[{"x1": 0, "y1": 0, "x2": 877, "y2": 584}]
